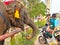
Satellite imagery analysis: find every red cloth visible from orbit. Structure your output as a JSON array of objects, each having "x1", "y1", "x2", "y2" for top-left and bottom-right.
[{"x1": 4, "y1": 1, "x2": 13, "y2": 5}]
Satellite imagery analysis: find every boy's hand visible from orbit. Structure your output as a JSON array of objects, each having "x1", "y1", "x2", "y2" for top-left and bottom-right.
[{"x1": 52, "y1": 31, "x2": 54, "y2": 34}]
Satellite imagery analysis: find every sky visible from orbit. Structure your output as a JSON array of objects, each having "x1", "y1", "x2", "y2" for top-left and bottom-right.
[
  {"x1": 41, "y1": 0, "x2": 60, "y2": 14},
  {"x1": 50, "y1": 0, "x2": 60, "y2": 14}
]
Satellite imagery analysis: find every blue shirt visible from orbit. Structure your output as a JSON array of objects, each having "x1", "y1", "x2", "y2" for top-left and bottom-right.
[{"x1": 50, "y1": 18, "x2": 58, "y2": 29}]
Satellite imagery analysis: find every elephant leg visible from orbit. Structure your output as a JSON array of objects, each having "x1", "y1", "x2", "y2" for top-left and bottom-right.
[{"x1": 0, "y1": 40, "x2": 4, "y2": 45}]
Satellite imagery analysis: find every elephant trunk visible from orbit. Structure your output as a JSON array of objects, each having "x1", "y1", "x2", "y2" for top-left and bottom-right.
[{"x1": 26, "y1": 18, "x2": 38, "y2": 39}]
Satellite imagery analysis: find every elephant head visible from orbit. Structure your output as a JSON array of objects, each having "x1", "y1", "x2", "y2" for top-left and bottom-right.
[{"x1": 6, "y1": 1, "x2": 37, "y2": 40}]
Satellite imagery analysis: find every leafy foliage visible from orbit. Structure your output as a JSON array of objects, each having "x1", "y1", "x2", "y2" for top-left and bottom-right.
[
  {"x1": 35, "y1": 18, "x2": 46, "y2": 27},
  {"x1": 29, "y1": 2, "x2": 46, "y2": 18},
  {"x1": 11, "y1": 28, "x2": 39, "y2": 45}
]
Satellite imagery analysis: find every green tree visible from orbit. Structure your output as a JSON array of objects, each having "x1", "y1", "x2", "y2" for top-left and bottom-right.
[
  {"x1": 29, "y1": 2, "x2": 46, "y2": 18},
  {"x1": 19, "y1": 0, "x2": 46, "y2": 18}
]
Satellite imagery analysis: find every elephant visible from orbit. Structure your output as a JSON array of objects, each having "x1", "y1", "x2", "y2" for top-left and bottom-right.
[
  {"x1": 6, "y1": 0, "x2": 37, "y2": 40},
  {"x1": 0, "y1": 1, "x2": 37, "y2": 45}
]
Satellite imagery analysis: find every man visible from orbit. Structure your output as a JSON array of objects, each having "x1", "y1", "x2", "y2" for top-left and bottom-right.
[{"x1": 46, "y1": 13, "x2": 58, "y2": 38}]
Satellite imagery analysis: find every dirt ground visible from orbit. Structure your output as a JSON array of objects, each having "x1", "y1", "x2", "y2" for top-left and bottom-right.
[{"x1": 34, "y1": 41, "x2": 47, "y2": 45}]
